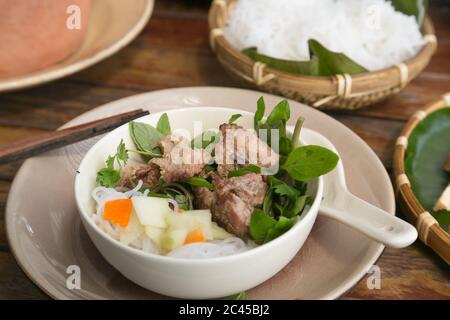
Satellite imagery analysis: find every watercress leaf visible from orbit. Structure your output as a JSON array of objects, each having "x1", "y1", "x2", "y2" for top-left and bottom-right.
[
  {"x1": 96, "y1": 168, "x2": 121, "y2": 188},
  {"x1": 129, "y1": 121, "x2": 163, "y2": 153},
  {"x1": 282, "y1": 145, "x2": 339, "y2": 181},
  {"x1": 116, "y1": 139, "x2": 128, "y2": 164},
  {"x1": 182, "y1": 176, "x2": 215, "y2": 191},
  {"x1": 249, "y1": 209, "x2": 276, "y2": 242},
  {"x1": 279, "y1": 136, "x2": 293, "y2": 156},
  {"x1": 227, "y1": 165, "x2": 261, "y2": 178},
  {"x1": 264, "y1": 216, "x2": 296, "y2": 243},
  {"x1": 156, "y1": 113, "x2": 171, "y2": 135},
  {"x1": 262, "y1": 189, "x2": 273, "y2": 216},
  {"x1": 308, "y1": 39, "x2": 368, "y2": 76},
  {"x1": 266, "y1": 99, "x2": 290, "y2": 126},
  {"x1": 288, "y1": 195, "x2": 310, "y2": 217},
  {"x1": 254, "y1": 96, "x2": 266, "y2": 130},
  {"x1": 228, "y1": 114, "x2": 242, "y2": 124}
]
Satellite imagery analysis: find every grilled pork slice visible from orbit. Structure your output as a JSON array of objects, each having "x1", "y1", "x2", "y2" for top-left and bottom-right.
[
  {"x1": 194, "y1": 173, "x2": 268, "y2": 237},
  {"x1": 117, "y1": 163, "x2": 160, "y2": 188},
  {"x1": 151, "y1": 134, "x2": 211, "y2": 183},
  {"x1": 214, "y1": 123, "x2": 279, "y2": 176}
]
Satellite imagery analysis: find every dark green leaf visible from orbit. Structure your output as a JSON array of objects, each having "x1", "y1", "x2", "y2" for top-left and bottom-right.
[
  {"x1": 279, "y1": 136, "x2": 293, "y2": 156},
  {"x1": 227, "y1": 165, "x2": 261, "y2": 178},
  {"x1": 268, "y1": 176, "x2": 299, "y2": 201},
  {"x1": 264, "y1": 216, "x2": 296, "y2": 243},
  {"x1": 156, "y1": 113, "x2": 171, "y2": 135},
  {"x1": 249, "y1": 209, "x2": 276, "y2": 242},
  {"x1": 405, "y1": 108, "x2": 450, "y2": 228},
  {"x1": 254, "y1": 97, "x2": 266, "y2": 130},
  {"x1": 282, "y1": 145, "x2": 339, "y2": 181},
  {"x1": 289, "y1": 195, "x2": 310, "y2": 217},
  {"x1": 182, "y1": 177, "x2": 215, "y2": 191},
  {"x1": 389, "y1": 0, "x2": 427, "y2": 27},
  {"x1": 308, "y1": 39, "x2": 368, "y2": 76},
  {"x1": 262, "y1": 189, "x2": 273, "y2": 216},
  {"x1": 96, "y1": 168, "x2": 121, "y2": 188},
  {"x1": 243, "y1": 39, "x2": 368, "y2": 77},
  {"x1": 228, "y1": 114, "x2": 242, "y2": 124},
  {"x1": 243, "y1": 47, "x2": 319, "y2": 76},
  {"x1": 266, "y1": 100, "x2": 290, "y2": 126}
]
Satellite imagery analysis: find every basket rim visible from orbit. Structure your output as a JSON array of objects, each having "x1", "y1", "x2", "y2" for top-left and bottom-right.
[
  {"x1": 208, "y1": 0, "x2": 437, "y2": 93},
  {"x1": 392, "y1": 93, "x2": 450, "y2": 263}
]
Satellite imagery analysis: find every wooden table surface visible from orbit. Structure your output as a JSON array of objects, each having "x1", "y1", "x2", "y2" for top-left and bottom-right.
[{"x1": 0, "y1": 0, "x2": 449, "y2": 300}]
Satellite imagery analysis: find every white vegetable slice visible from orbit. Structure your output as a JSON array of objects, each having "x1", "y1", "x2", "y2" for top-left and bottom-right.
[
  {"x1": 131, "y1": 196, "x2": 172, "y2": 228},
  {"x1": 145, "y1": 226, "x2": 165, "y2": 246},
  {"x1": 166, "y1": 210, "x2": 213, "y2": 240},
  {"x1": 119, "y1": 211, "x2": 144, "y2": 246},
  {"x1": 211, "y1": 222, "x2": 233, "y2": 240},
  {"x1": 160, "y1": 229, "x2": 188, "y2": 253}
]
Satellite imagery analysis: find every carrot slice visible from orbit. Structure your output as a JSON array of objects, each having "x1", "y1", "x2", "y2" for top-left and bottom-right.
[
  {"x1": 184, "y1": 228, "x2": 205, "y2": 244},
  {"x1": 103, "y1": 199, "x2": 133, "y2": 228}
]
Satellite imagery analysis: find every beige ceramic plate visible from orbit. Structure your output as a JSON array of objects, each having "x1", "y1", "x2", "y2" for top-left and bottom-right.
[
  {"x1": 6, "y1": 87, "x2": 394, "y2": 299},
  {"x1": 0, "y1": 0, "x2": 153, "y2": 92}
]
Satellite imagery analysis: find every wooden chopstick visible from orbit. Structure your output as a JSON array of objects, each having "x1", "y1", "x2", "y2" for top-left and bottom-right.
[{"x1": 0, "y1": 109, "x2": 149, "y2": 165}]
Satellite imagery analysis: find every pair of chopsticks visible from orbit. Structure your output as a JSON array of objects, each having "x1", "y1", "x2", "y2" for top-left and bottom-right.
[{"x1": 0, "y1": 109, "x2": 149, "y2": 165}]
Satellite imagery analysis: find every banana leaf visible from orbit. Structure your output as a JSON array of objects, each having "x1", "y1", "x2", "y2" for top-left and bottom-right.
[
  {"x1": 242, "y1": 39, "x2": 367, "y2": 77},
  {"x1": 389, "y1": 0, "x2": 428, "y2": 27},
  {"x1": 404, "y1": 108, "x2": 450, "y2": 229}
]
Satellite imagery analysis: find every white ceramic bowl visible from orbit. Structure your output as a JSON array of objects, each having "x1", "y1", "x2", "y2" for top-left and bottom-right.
[{"x1": 75, "y1": 107, "x2": 323, "y2": 299}]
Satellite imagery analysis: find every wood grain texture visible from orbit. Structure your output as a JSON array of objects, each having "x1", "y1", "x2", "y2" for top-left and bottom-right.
[{"x1": 0, "y1": 0, "x2": 448, "y2": 300}]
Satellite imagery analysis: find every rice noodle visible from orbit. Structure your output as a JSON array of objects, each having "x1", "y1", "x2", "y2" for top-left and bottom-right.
[{"x1": 167, "y1": 237, "x2": 254, "y2": 259}]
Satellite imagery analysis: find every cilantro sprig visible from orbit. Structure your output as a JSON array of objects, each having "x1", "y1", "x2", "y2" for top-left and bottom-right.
[{"x1": 96, "y1": 140, "x2": 129, "y2": 188}]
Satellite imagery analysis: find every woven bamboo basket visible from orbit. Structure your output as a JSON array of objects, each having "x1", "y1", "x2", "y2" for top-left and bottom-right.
[
  {"x1": 393, "y1": 93, "x2": 450, "y2": 265},
  {"x1": 208, "y1": 0, "x2": 438, "y2": 110}
]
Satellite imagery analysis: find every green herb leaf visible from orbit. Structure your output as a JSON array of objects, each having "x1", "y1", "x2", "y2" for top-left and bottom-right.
[
  {"x1": 266, "y1": 100, "x2": 290, "y2": 126},
  {"x1": 105, "y1": 155, "x2": 115, "y2": 170},
  {"x1": 249, "y1": 209, "x2": 277, "y2": 242},
  {"x1": 174, "y1": 194, "x2": 190, "y2": 211},
  {"x1": 254, "y1": 97, "x2": 266, "y2": 130},
  {"x1": 156, "y1": 113, "x2": 171, "y2": 135},
  {"x1": 228, "y1": 113, "x2": 242, "y2": 124},
  {"x1": 282, "y1": 145, "x2": 339, "y2": 181},
  {"x1": 191, "y1": 130, "x2": 220, "y2": 149},
  {"x1": 96, "y1": 168, "x2": 121, "y2": 188},
  {"x1": 262, "y1": 189, "x2": 273, "y2": 216},
  {"x1": 227, "y1": 165, "x2": 261, "y2": 178},
  {"x1": 268, "y1": 176, "x2": 299, "y2": 200},
  {"x1": 389, "y1": 0, "x2": 427, "y2": 27},
  {"x1": 129, "y1": 121, "x2": 163, "y2": 155},
  {"x1": 181, "y1": 176, "x2": 215, "y2": 191},
  {"x1": 223, "y1": 292, "x2": 246, "y2": 300},
  {"x1": 289, "y1": 195, "x2": 310, "y2": 217},
  {"x1": 116, "y1": 139, "x2": 128, "y2": 165},
  {"x1": 264, "y1": 216, "x2": 296, "y2": 243}
]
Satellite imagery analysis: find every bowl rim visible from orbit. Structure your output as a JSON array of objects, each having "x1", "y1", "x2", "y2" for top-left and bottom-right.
[{"x1": 74, "y1": 106, "x2": 324, "y2": 265}]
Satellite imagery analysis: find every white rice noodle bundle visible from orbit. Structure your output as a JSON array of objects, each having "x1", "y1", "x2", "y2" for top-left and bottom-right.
[
  {"x1": 224, "y1": 0, "x2": 425, "y2": 71},
  {"x1": 91, "y1": 180, "x2": 145, "y2": 240},
  {"x1": 168, "y1": 237, "x2": 254, "y2": 259}
]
